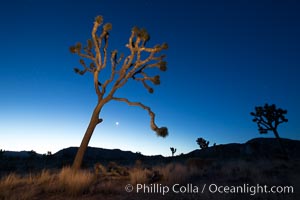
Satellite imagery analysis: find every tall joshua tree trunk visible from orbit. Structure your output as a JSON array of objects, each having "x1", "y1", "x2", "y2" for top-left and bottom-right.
[
  {"x1": 70, "y1": 16, "x2": 169, "y2": 171},
  {"x1": 72, "y1": 103, "x2": 103, "y2": 170}
]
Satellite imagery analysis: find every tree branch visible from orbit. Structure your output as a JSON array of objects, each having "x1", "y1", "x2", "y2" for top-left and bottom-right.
[
  {"x1": 93, "y1": 71, "x2": 102, "y2": 97},
  {"x1": 102, "y1": 50, "x2": 118, "y2": 94},
  {"x1": 102, "y1": 34, "x2": 109, "y2": 70},
  {"x1": 259, "y1": 116, "x2": 273, "y2": 129},
  {"x1": 257, "y1": 118, "x2": 269, "y2": 128},
  {"x1": 79, "y1": 59, "x2": 93, "y2": 73},
  {"x1": 112, "y1": 97, "x2": 168, "y2": 137},
  {"x1": 92, "y1": 20, "x2": 102, "y2": 69},
  {"x1": 258, "y1": 121, "x2": 271, "y2": 130},
  {"x1": 77, "y1": 52, "x2": 95, "y2": 62}
]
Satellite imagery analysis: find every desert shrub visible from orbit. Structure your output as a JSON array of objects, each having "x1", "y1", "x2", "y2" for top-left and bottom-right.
[
  {"x1": 94, "y1": 163, "x2": 107, "y2": 177},
  {"x1": 107, "y1": 162, "x2": 129, "y2": 176},
  {"x1": 130, "y1": 163, "x2": 194, "y2": 185},
  {"x1": 58, "y1": 167, "x2": 94, "y2": 196}
]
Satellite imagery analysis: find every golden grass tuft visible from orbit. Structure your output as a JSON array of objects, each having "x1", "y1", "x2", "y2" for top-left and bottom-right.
[
  {"x1": 0, "y1": 173, "x2": 24, "y2": 189},
  {"x1": 58, "y1": 167, "x2": 94, "y2": 196},
  {"x1": 36, "y1": 169, "x2": 53, "y2": 185},
  {"x1": 0, "y1": 168, "x2": 95, "y2": 198}
]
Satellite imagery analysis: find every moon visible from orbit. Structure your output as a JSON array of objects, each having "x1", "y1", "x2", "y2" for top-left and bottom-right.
[{"x1": 115, "y1": 122, "x2": 119, "y2": 126}]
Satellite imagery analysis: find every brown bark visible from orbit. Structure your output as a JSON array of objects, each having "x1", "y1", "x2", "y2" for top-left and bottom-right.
[{"x1": 72, "y1": 103, "x2": 103, "y2": 170}]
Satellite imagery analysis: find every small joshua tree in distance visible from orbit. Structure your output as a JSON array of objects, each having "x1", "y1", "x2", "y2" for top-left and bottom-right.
[
  {"x1": 196, "y1": 137, "x2": 209, "y2": 149},
  {"x1": 170, "y1": 147, "x2": 176, "y2": 157},
  {"x1": 70, "y1": 16, "x2": 168, "y2": 170},
  {"x1": 250, "y1": 103, "x2": 288, "y2": 157}
]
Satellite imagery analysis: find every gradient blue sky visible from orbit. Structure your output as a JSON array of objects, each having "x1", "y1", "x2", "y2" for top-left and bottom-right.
[{"x1": 0, "y1": 0, "x2": 299, "y2": 156}]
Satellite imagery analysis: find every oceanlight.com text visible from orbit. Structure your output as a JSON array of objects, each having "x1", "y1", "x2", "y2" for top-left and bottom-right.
[{"x1": 125, "y1": 183, "x2": 294, "y2": 196}]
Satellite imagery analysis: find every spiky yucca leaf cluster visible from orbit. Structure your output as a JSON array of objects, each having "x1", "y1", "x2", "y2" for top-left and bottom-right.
[
  {"x1": 132, "y1": 27, "x2": 150, "y2": 42},
  {"x1": 127, "y1": 26, "x2": 168, "y2": 94},
  {"x1": 69, "y1": 42, "x2": 82, "y2": 54},
  {"x1": 159, "y1": 61, "x2": 167, "y2": 71},
  {"x1": 155, "y1": 127, "x2": 168, "y2": 137},
  {"x1": 103, "y1": 23, "x2": 112, "y2": 32},
  {"x1": 95, "y1": 16, "x2": 103, "y2": 24}
]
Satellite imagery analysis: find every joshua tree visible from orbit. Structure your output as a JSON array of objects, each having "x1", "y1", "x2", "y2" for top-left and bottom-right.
[
  {"x1": 170, "y1": 147, "x2": 176, "y2": 157},
  {"x1": 250, "y1": 103, "x2": 288, "y2": 157},
  {"x1": 70, "y1": 16, "x2": 168, "y2": 170},
  {"x1": 196, "y1": 137, "x2": 209, "y2": 149}
]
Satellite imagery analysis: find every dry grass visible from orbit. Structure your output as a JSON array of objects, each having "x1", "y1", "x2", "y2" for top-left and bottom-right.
[
  {"x1": 130, "y1": 162, "x2": 201, "y2": 185},
  {"x1": 0, "y1": 167, "x2": 95, "y2": 199},
  {"x1": 0, "y1": 159, "x2": 298, "y2": 200},
  {"x1": 130, "y1": 167, "x2": 151, "y2": 184},
  {"x1": 157, "y1": 163, "x2": 189, "y2": 184},
  {"x1": 36, "y1": 169, "x2": 54, "y2": 185},
  {"x1": 58, "y1": 167, "x2": 94, "y2": 196},
  {"x1": 0, "y1": 172, "x2": 35, "y2": 200}
]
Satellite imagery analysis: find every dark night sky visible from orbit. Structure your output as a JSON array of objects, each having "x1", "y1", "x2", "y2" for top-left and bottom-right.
[{"x1": 0, "y1": 0, "x2": 299, "y2": 156}]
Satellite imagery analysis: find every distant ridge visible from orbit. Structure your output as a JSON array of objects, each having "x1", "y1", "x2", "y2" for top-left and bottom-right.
[
  {"x1": 2, "y1": 150, "x2": 41, "y2": 158},
  {"x1": 1, "y1": 137, "x2": 300, "y2": 174},
  {"x1": 187, "y1": 137, "x2": 300, "y2": 159},
  {"x1": 1, "y1": 138, "x2": 299, "y2": 160},
  {"x1": 54, "y1": 147, "x2": 143, "y2": 160}
]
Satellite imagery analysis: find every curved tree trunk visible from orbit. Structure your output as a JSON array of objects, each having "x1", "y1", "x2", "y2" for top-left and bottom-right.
[{"x1": 72, "y1": 104, "x2": 103, "y2": 170}]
